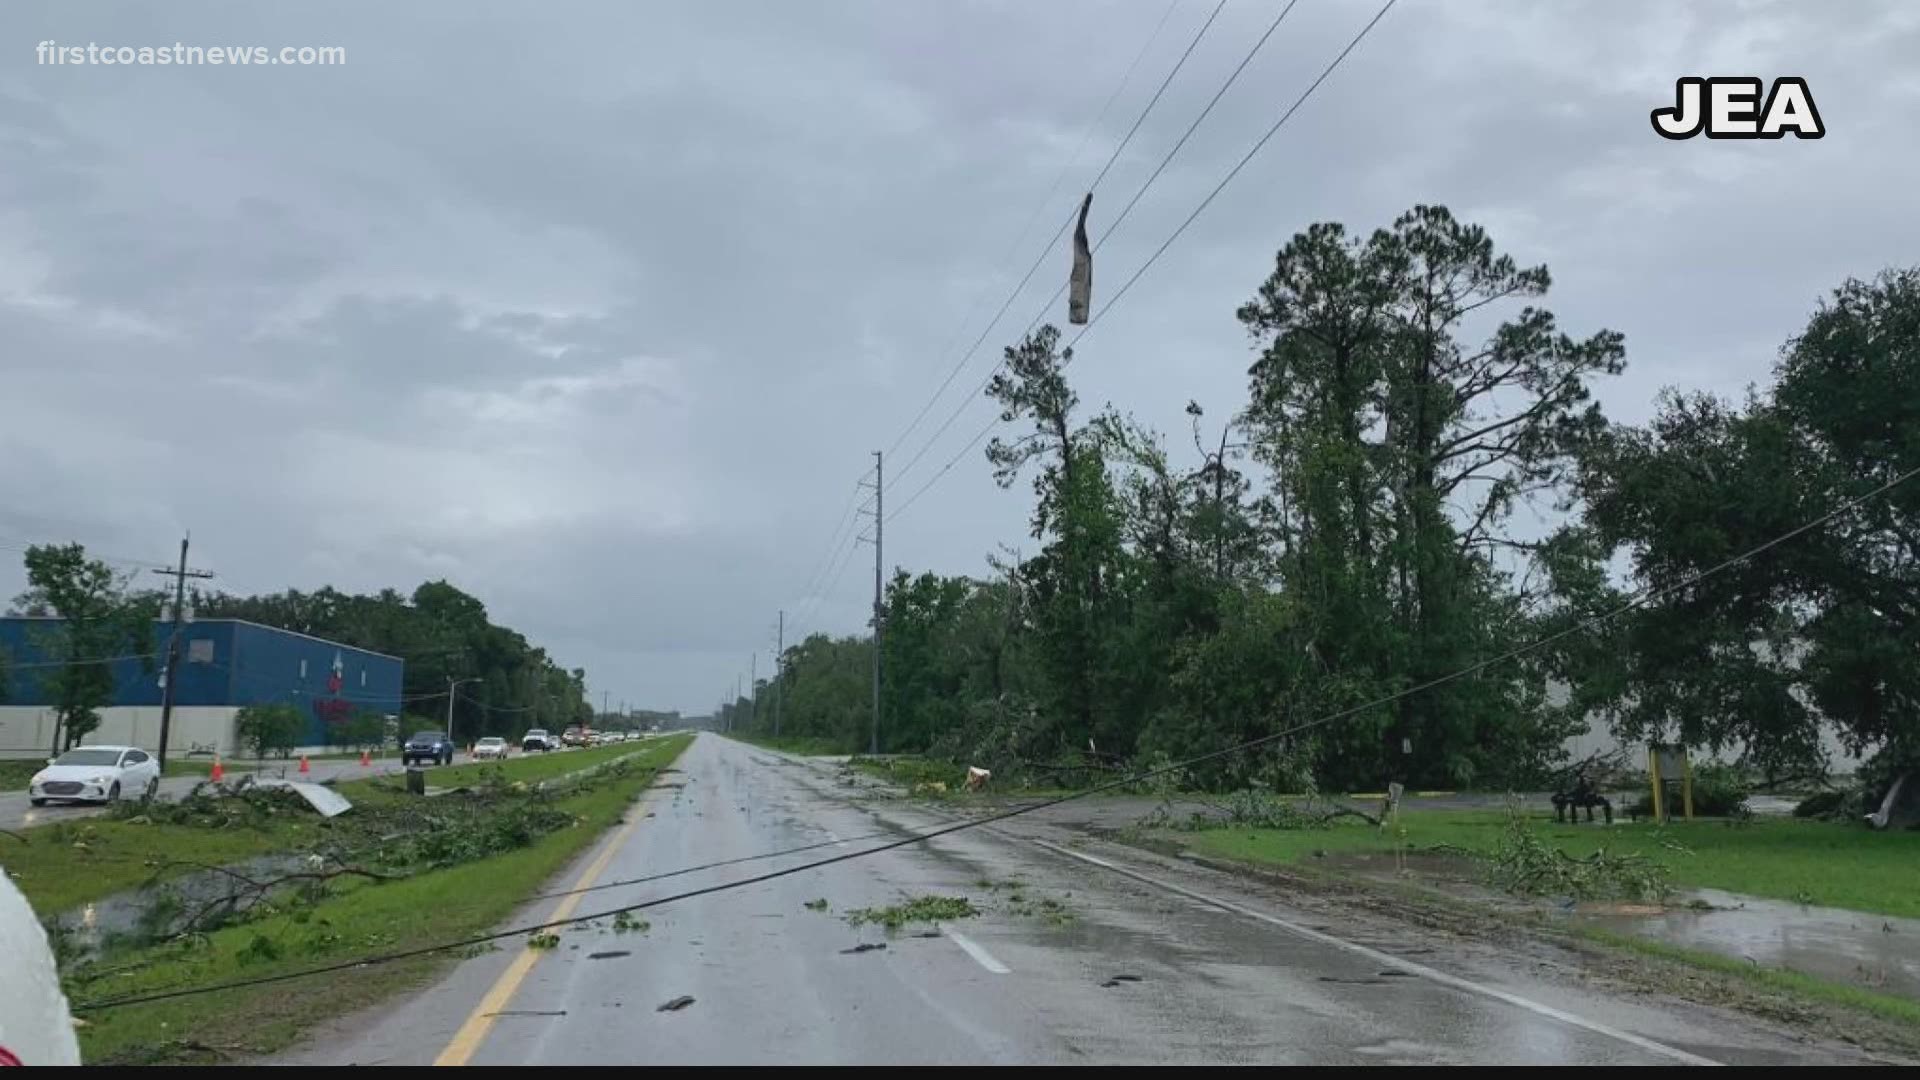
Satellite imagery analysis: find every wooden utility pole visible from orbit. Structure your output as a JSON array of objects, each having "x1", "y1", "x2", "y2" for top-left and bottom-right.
[
  {"x1": 774, "y1": 609, "x2": 784, "y2": 738},
  {"x1": 152, "y1": 535, "x2": 214, "y2": 768}
]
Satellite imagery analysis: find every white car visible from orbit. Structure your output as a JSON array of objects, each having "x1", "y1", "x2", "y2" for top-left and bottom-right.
[
  {"x1": 473, "y1": 736, "x2": 509, "y2": 760},
  {"x1": 29, "y1": 745, "x2": 161, "y2": 806}
]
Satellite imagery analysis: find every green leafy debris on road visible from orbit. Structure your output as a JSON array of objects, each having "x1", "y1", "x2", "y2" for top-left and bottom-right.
[
  {"x1": 62, "y1": 735, "x2": 692, "y2": 1065},
  {"x1": 611, "y1": 910, "x2": 649, "y2": 934},
  {"x1": 844, "y1": 895, "x2": 978, "y2": 930},
  {"x1": 1003, "y1": 891, "x2": 1075, "y2": 926},
  {"x1": 803, "y1": 897, "x2": 830, "y2": 912}
]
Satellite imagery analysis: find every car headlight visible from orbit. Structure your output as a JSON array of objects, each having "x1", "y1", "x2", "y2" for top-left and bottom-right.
[{"x1": 89, "y1": 774, "x2": 111, "y2": 785}]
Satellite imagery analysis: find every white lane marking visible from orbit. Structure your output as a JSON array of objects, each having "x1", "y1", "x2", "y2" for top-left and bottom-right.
[
  {"x1": 1026, "y1": 839, "x2": 1720, "y2": 1067},
  {"x1": 945, "y1": 928, "x2": 1011, "y2": 974}
]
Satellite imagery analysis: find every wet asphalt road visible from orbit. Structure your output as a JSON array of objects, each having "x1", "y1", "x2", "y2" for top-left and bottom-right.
[{"x1": 275, "y1": 735, "x2": 1876, "y2": 1066}]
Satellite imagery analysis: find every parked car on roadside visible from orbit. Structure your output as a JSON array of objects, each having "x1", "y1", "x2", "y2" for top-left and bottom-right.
[
  {"x1": 561, "y1": 726, "x2": 587, "y2": 747},
  {"x1": 472, "y1": 736, "x2": 509, "y2": 760},
  {"x1": 521, "y1": 728, "x2": 556, "y2": 752},
  {"x1": 29, "y1": 745, "x2": 160, "y2": 806},
  {"x1": 402, "y1": 730, "x2": 457, "y2": 767}
]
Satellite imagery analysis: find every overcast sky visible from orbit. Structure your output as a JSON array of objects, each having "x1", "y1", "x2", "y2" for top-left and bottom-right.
[{"x1": 2, "y1": 1, "x2": 1916, "y2": 714}]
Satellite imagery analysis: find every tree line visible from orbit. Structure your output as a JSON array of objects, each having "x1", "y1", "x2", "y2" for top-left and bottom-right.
[
  {"x1": 726, "y1": 205, "x2": 1920, "y2": 792},
  {"x1": 4, "y1": 551, "x2": 595, "y2": 749},
  {"x1": 194, "y1": 581, "x2": 596, "y2": 743}
]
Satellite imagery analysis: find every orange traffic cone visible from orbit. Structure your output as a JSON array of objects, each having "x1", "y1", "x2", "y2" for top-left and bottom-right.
[
  {"x1": 209, "y1": 755, "x2": 224, "y2": 782},
  {"x1": 359, "y1": 749, "x2": 371, "y2": 767},
  {"x1": 299, "y1": 754, "x2": 311, "y2": 775}
]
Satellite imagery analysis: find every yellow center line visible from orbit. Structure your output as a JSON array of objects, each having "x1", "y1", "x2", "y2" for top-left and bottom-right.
[{"x1": 432, "y1": 796, "x2": 654, "y2": 1066}]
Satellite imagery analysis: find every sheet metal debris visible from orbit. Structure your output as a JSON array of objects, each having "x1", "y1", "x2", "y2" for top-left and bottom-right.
[{"x1": 252, "y1": 778, "x2": 352, "y2": 818}]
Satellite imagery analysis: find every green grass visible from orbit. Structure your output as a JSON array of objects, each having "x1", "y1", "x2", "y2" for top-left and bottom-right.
[
  {"x1": 1577, "y1": 925, "x2": 1920, "y2": 1028},
  {"x1": 0, "y1": 758, "x2": 43, "y2": 791},
  {"x1": 1182, "y1": 810, "x2": 1920, "y2": 919},
  {"x1": 1, "y1": 740, "x2": 676, "y2": 915},
  {"x1": 423, "y1": 741, "x2": 645, "y2": 787},
  {"x1": 67, "y1": 734, "x2": 692, "y2": 1064},
  {"x1": 728, "y1": 732, "x2": 854, "y2": 756}
]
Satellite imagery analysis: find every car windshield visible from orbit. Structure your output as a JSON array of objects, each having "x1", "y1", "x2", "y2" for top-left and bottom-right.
[
  {"x1": 54, "y1": 749, "x2": 123, "y2": 767},
  {"x1": 525, "y1": 730, "x2": 547, "y2": 737},
  {"x1": 478, "y1": 738, "x2": 504, "y2": 746},
  {"x1": 409, "y1": 731, "x2": 441, "y2": 742}
]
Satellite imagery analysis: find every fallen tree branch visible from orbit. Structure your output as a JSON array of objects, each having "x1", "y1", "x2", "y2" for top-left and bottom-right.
[{"x1": 152, "y1": 859, "x2": 402, "y2": 939}]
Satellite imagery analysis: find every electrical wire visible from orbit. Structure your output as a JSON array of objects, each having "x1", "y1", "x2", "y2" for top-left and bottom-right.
[
  {"x1": 205, "y1": 659, "x2": 452, "y2": 706},
  {"x1": 882, "y1": 0, "x2": 1230, "y2": 479},
  {"x1": 455, "y1": 690, "x2": 537, "y2": 714},
  {"x1": 883, "y1": 0, "x2": 1187, "y2": 461},
  {"x1": 794, "y1": 477, "x2": 870, "y2": 606},
  {"x1": 0, "y1": 651, "x2": 162, "y2": 670},
  {"x1": 885, "y1": 0, "x2": 1310, "y2": 500},
  {"x1": 528, "y1": 826, "x2": 901, "y2": 901},
  {"x1": 0, "y1": 535, "x2": 181, "y2": 575},
  {"x1": 886, "y1": 0, "x2": 1397, "y2": 522},
  {"x1": 71, "y1": 458, "x2": 1920, "y2": 1014},
  {"x1": 1068, "y1": 0, "x2": 1397, "y2": 350},
  {"x1": 786, "y1": 524, "x2": 868, "y2": 643}
]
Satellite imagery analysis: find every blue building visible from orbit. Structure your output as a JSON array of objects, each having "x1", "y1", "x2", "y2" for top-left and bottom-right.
[{"x1": 0, "y1": 617, "x2": 404, "y2": 758}]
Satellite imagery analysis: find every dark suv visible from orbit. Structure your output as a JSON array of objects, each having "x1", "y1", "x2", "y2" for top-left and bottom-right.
[{"x1": 403, "y1": 730, "x2": 457, "y2": 767}]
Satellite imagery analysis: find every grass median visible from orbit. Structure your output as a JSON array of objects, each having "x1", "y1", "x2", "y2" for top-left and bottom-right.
[
  {"x1": 2, "y1": 740, "x2": 677, "y2": 916},
  {"x1": 1181, "y1": 810, "x2": 1920, "y2": 919},
  {"x1": 61, "y1": 733, "x2": 691, "y2": 1064}
]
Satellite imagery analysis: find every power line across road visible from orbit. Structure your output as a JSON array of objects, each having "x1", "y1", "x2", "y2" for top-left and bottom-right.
[{"x1": 268, "y1": 736, "x2": 1858, "y2": 1065}]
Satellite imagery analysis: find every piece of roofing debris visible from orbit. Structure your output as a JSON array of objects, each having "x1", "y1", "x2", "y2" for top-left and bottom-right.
[
  {"x1": 840, "y1": 942, "x2": 887, "y2": 955},
  {"x1": 657, "y1": 995, "x2": 696, "y2": 1012},
  {"x1": 587, "y1": 950, "x2": 631, "y2": 960}
]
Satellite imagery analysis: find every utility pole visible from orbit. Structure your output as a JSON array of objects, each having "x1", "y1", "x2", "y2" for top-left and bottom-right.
[
  {"x1": 152, "y1": 535, "x2": 214, "y2": 768},
  {"x1": 601, "y1": 690, "x2": 609, "y2": 729},
  {"x1": 870, "y1": 450, "x2": 883, "y2": 756},
  {"x1": 774, "y1": 609, "x2": 784, "y2": 739},
  {"x1": 446, "y1": 676, "x2": 479, "y2": 741},
  {"x1": 750, "y1": 652, "x2": 757, "y2": 729}
]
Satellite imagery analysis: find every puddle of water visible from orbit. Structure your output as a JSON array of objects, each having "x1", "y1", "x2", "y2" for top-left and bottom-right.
[
  {"x1": 53, "y1": 852, "x2": 315, "y2": 958},
  {"x1": 1568, "y1": 888, "x2": 1920, "y2": 999}
]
